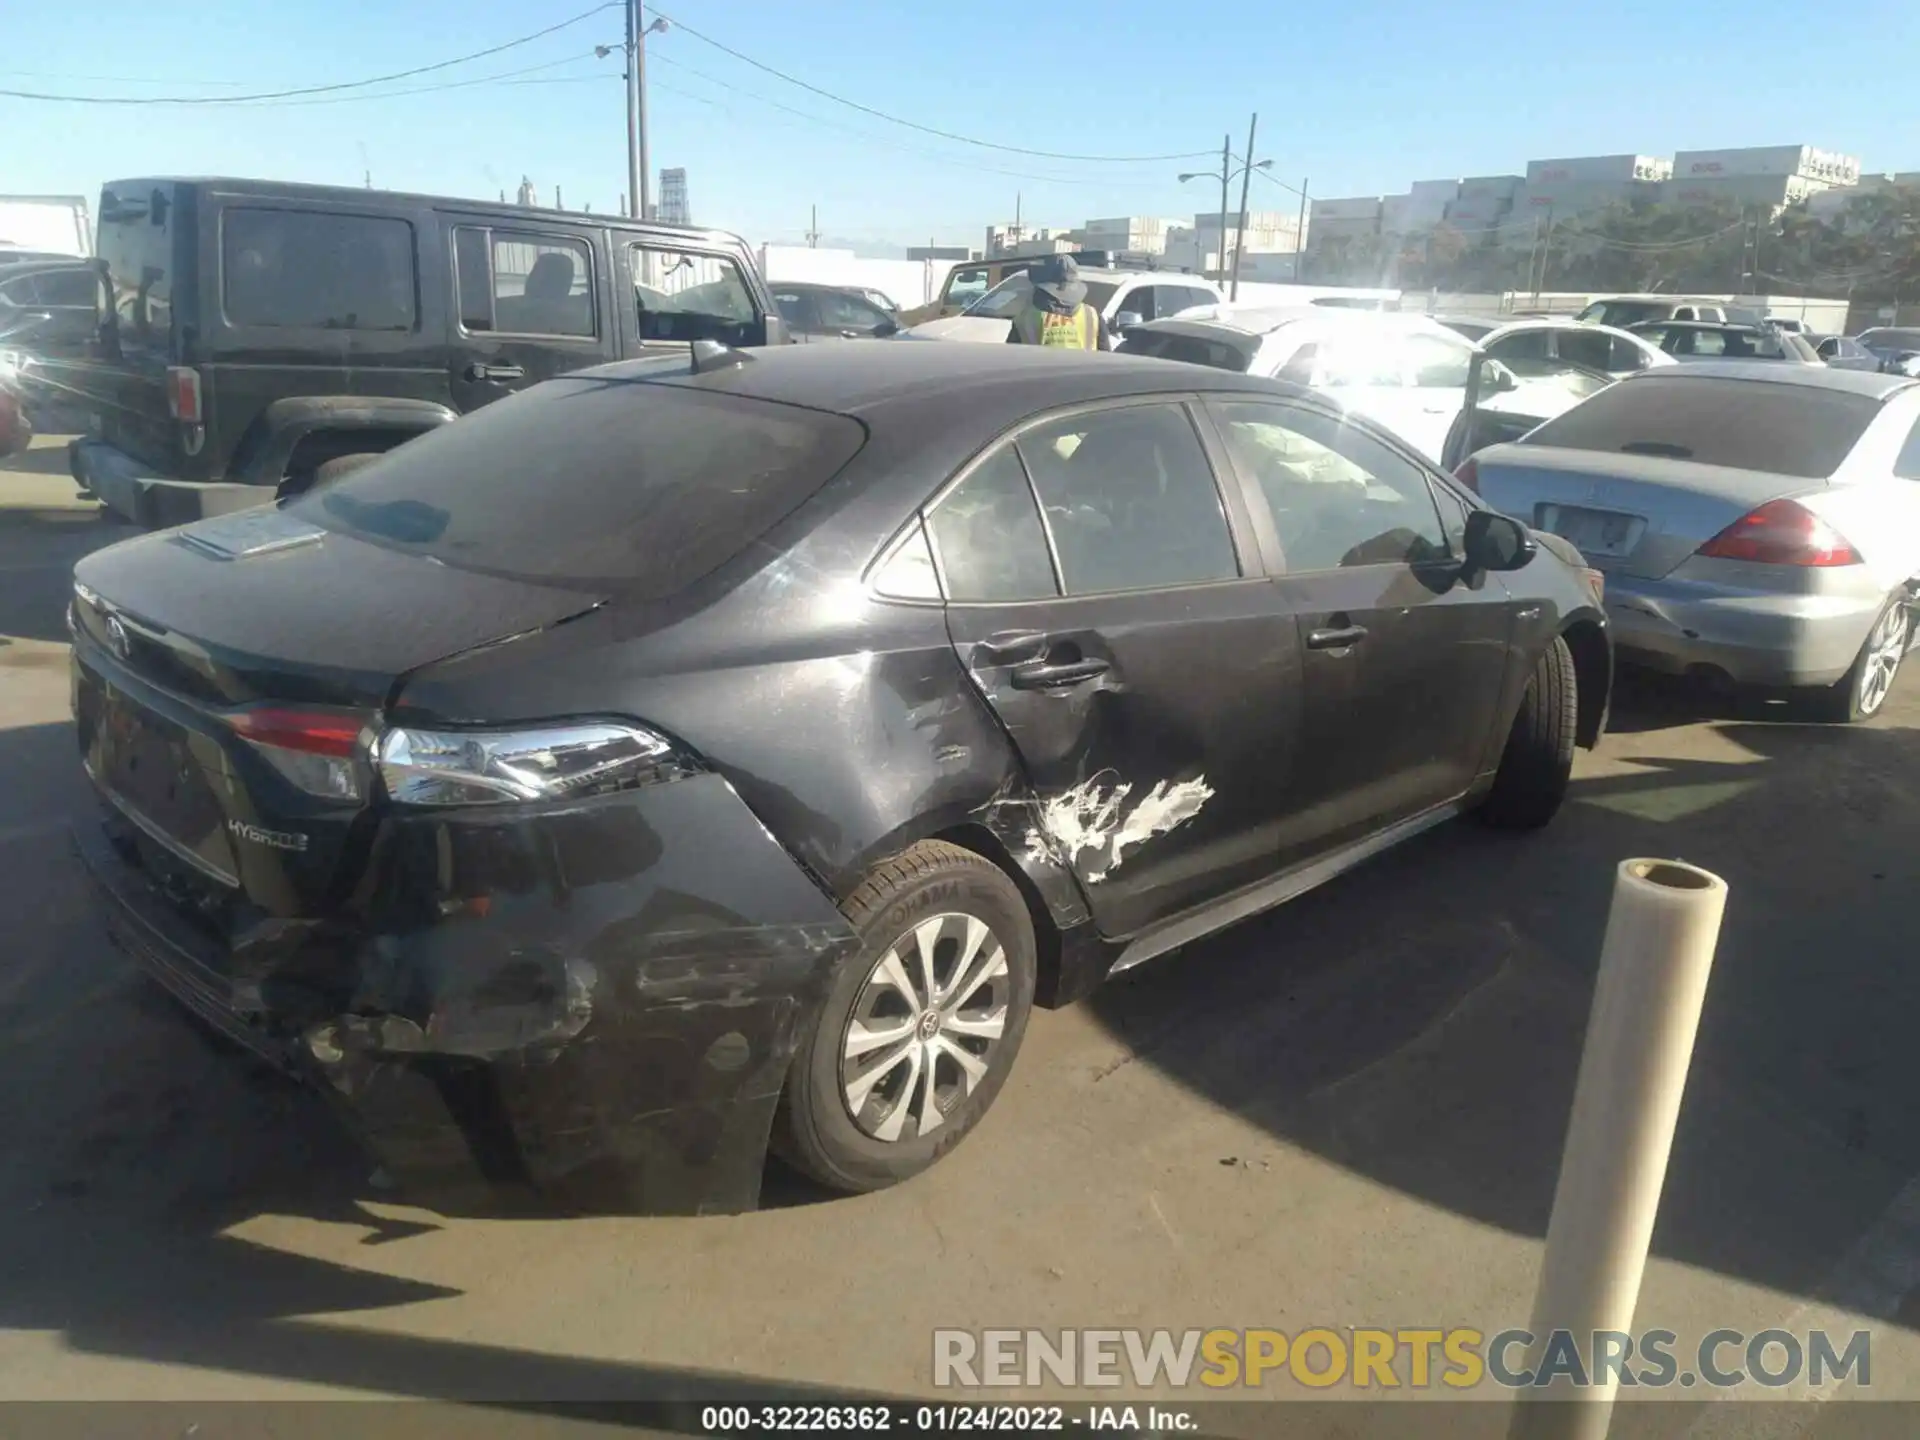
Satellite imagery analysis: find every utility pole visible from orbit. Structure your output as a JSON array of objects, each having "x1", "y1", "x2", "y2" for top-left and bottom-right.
[
  {"x1": 555, "y1": 184, "x2": 563, "y2": 210},
  {"x1": 624, "y1": 0, "x2": 642, "y2": 219},
  {"x1": 1216, "y1": 134, "x2": 1230, "y2": 286},
  {"x1": 1229, "y1": 112, "x2": 1259, "y2": 300},
  {"x1": 1295, "y1": 175, "x2": 1308, "y2": 282},
  {"x1": 807, "y1": 204, "x2": 820, "y2": 248},
  {"x1": 364, "y1": 169, "x2": 372, "y2": 190}
]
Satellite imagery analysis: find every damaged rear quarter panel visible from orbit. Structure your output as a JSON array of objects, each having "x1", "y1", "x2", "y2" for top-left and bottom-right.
[{"x1": 324, "y1": 774, "x2": 863, "y2": 1214}]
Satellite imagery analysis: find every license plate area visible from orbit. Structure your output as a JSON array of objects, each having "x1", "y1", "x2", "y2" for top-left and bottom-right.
[
  {"x1": 78, "y1": 672, "x2": 238, "y2": 887},
  {"x1": 1538, "y1": 504, "x2": 1642, "y2": 561}
]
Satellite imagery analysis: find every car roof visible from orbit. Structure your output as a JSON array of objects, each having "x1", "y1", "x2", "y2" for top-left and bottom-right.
[
  {"x1": 1138, "y1": 305, "x2": 1449, "y2": 340},
  {"x1": 1630, "y1": 319, "x2": 1765, "y2": 331},
  {"x1": 1478, "y1": 317, "x2": 1646, "y2": 342},
  {"x1": 582, "y1": 341, "x2": 1282, "y2": 427},
  {"x1": 1624, "y1": 359, "x2": 1919, "y2": 398}
]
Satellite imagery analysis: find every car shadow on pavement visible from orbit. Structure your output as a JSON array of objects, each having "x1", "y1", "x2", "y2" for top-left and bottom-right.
[
  {"x1": 0, "y1": 504, "x2": 127, "y2": 645},
  {"x1": 1086, "y1": 705, "x2": 1920, "y2": 1327},
  {"x1": 1603, "y1": 665, "x2": 1829, "y2": 734}
]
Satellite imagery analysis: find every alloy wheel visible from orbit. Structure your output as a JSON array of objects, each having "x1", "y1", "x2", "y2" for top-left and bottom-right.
[
  {"x1": 839, "y1": 912, "x2": 1010, "y2": 1142},
  {"x1": 1857, "y1": 604, "x2": 1909, "y2": 717}
]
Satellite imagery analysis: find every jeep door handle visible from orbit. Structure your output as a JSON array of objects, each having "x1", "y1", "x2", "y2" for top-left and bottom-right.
[
  {"x1": 1306, "y1": 624, "x2": 1369, "y2": 650},
  {"x1": 463, "y1": 362, "x2": 526, "y2": 382}
]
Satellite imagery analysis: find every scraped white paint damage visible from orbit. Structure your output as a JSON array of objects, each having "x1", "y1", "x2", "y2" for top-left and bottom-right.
[{"x1": 1023, "y1": 772, "x2": 1215, "y2": 883}]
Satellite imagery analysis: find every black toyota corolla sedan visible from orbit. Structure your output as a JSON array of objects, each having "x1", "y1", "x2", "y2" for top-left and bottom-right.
[{"x1": 69, "y1": 340, "x2": 1610, "y2": 1214}]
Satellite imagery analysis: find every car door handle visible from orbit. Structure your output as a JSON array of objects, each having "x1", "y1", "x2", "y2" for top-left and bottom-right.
[
  {"x1": 1306, "y1": 624, "x2": 1369, "y2": 650},
  {"x1": 973, "y1": 631, "x2": 1050, "y2": 666},
  {"x1": 1010, "y1": 657, "x2": 1111, "y2": 690},
  {"x1": 463, "y1": 362, "x2": 525, "y2": 382}
]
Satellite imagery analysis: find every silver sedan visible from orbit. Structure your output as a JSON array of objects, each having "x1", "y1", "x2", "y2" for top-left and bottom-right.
[{"x1": 1457, "y1": 363, "x2": 1920, "y2": 721}]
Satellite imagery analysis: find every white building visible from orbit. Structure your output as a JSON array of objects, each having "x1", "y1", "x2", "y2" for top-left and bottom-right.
[
  {"x1": 1080, "y1": 216, "x2": 1184, "y2": 255},
  {"x1": 658, "y1": 168, "x2": 690, "y2": 225}
]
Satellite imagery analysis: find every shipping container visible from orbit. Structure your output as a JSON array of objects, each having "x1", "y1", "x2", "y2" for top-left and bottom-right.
[
  {"x1": 1458, "y1": 175, "x2": 1524, "y2": 201},
  {"x1": 1409, "y1": 179, "x2": 1462, "y2": 201},
  {"x1": 1673, "y1": 145, "x2": 1861, "y2": 183},
  {"x1": 1311, "y1": 196, "x2": 1385, "y2": 221},
  {"x1": 1525, "y1": 155, "x2": 1669, "y2": 185}
]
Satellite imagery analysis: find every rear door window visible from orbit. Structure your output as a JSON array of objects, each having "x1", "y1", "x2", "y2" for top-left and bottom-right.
[
  {"x1": 1895, "y1": 415, "x2": 1920, "y2": 481},
  {"x1": 294, "y1": 376, "x2": 866, "y2": 596},
  {"x1": 1015, "y1": 403, "x2": 1239, "y2": 594},
  {"x1": 1521, "y1": 375, "x2": 1880, "y2": 479},
  {"x1": 223, "y1": 208, "x2": 417, "y2": 331},
  {"x1": 487, "y1": 233, "x2": 595, "y2": 337}
]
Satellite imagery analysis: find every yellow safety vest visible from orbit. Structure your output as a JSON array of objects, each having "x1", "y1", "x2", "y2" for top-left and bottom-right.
[{"x1": 1016, "y1": 303, "x2": 1097, "y2": 350}]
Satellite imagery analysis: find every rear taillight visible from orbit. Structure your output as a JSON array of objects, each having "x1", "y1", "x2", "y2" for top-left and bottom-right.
[
  {"x1": 1453, "y1": 455, "x2": 1481, "y2": 494},
  {"x1": 225, "y1": 706, "x2": 373, "y2": 800},
  {"x1": 166, "y1": 365, "x2": 202, "y2": 423},
  {"x1": 1695, "y1": 498, "x2": 1860, "y2": 567},
  {"x1": 376, "y1": 722, "x2": 699, "y2": 807}
]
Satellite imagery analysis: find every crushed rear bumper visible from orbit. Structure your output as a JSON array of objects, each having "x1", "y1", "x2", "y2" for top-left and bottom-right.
[{"x1": 74, "y1": 770, "x2": 862, "y2": 1215}]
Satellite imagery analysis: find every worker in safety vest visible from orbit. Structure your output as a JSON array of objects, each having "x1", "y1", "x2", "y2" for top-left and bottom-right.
[{"x1": 1006, "y1": 255, "x2": 1107, "y2": 351}]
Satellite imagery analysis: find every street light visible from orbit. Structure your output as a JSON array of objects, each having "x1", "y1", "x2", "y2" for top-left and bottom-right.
[
  {"x1": 600, "y1": 6, "x2": 670, "y2": 220},
  {"x1": 1180, "y1": 133, "x2": 1272, "y2": 300}
]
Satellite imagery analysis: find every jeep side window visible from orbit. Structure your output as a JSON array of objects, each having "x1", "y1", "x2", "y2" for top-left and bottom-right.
[
  {"x1": 629, "y1": 245, "x2": 757, "y2": 344},
  {"x1": 493, "y1": 234, "x2": 594, "y2": 337},
  {"x1": 222, "y1": 208, "x2": 416, "y2": 331},
  {"x1": 452, "y1": 228, "x2": 597, "y2": 339}
]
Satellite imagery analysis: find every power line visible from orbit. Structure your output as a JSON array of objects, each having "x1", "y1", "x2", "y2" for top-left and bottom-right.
[
  {"x1": 233, "y1": 52, "x2": 615, "y2": 108},
  {"x1": 647, "y1": 6, "x2": 1213, "y2": 164},
  {"x1": 0, "y1": 4, "x2": 619, "y2": 104},
  {"x1": 648, "y1": 53, "x2": 1176, "y2": 188}
]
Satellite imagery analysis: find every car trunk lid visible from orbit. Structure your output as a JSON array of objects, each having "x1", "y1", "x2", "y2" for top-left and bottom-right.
[
  {"x1": 1470, "y1": 444, "x2": 1817, "y2": 580},
  {"x1": 71, "y1": 507, "x2": 610, "y2": 925}
]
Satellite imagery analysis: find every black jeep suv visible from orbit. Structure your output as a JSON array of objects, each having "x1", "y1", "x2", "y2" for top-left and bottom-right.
[{"x1": 68, "y1": 177, "x2": 788, "y2": 528}]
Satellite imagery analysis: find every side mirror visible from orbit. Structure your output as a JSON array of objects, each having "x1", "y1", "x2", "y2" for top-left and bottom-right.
[
  {"x1": 762, "y1": 314, "x2": 791, "y2": 346},
  {"x1": 1483, "y1": 359, "x2": 1520, "y2": 394},
  {"x1": 1113, "y1": 310, "x2": 1145, "y2": 334},
  {"x1": 1899, "y1": 353, "x2": 1920, "y2": 378},
  {"x1": 1463, "y1": 509, "x2": 1536, "y2": 573},
  {"x1": 872, "y1": 319, "x2": 900, "y2": 338}
]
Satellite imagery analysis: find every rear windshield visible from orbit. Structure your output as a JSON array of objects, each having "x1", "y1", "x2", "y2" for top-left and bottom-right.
[
  {"x1": 97, "y1": 181, "x2": 175, "y2": 356},
  {"x1": 1119, "y1": 329, "x2": 1253, "y2": 372},
  {"x1": 293, "y1": 375, "x2": 867, "y2": 595},
  {"x1": 1520, "y1": 375, "x2": 1879, "y2": 479}
]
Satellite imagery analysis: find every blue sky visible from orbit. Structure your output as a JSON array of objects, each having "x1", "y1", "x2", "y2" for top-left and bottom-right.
[{"x1": 6, "y1": 0, "x2": 1918, "y2": 250}]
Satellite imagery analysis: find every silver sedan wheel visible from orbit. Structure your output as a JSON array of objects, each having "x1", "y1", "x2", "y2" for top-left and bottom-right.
[
  {"x1": 1857, "y1": 603, "x2": 1910, "y2": 717},
  {"x1": 839, "y1": 912, "x2": 1010, "y2": 1142}
]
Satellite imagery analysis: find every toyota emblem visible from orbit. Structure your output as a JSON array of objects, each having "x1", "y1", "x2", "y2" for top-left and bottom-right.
[{"x1": 106, "y1": 615, "x2": 131, "y2": 659}]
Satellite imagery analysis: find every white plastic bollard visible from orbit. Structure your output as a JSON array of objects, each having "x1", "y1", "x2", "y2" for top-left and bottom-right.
[{"x1": 1509, "y1": 858, "x2": 1729, "y2": 1440}]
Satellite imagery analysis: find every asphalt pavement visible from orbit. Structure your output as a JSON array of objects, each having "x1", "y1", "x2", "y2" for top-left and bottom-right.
[{"x1": 3, "y1": 435, "x2": 1919, "y2": 1436}]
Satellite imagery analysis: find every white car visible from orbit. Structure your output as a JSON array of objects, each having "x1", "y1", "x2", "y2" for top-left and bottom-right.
[
  {"x1": 902, "y1": 269, "x2": 1223, "y2": 347},
  {"x1": 1120, "y1": 308, "x2": 1672, "y2": 464}
]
